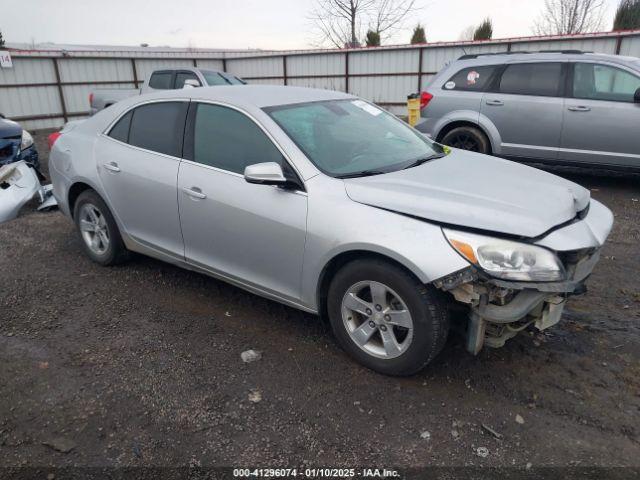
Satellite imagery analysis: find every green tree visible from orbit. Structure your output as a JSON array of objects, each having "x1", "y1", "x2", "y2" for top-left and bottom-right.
[
  {"x1": 0, "y1": 31, "x2": 5, "y2": 49},
  {"x1": 473, "y1": 18, "x2": 493, "y2": 40},
  {"x1": 365, "y1": 29, "x2": 381, "y2": 46},
  {"x1": 613, "y1": 0, "x2": 640, "y2": 30},
  {"x1": 410, "y1": 24, "x2": 426, "y2": 44}
]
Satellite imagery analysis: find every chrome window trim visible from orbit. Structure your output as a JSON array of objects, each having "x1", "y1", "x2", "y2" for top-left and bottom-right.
[
  {"x1": 99, "y1": 133, "x2": 183, "y2": 162},
  {"x1": 179, "y1": 158, "x2": 307, "y2": 196},
  {"x1": 102, "y1": 98, "x2": 192, "y2": 135}
]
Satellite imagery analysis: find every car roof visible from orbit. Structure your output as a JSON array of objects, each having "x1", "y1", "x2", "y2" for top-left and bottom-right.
[
  {"x1": 452, "y1": 51, "x2": 639, "y2": 67},
  {"x1": 134, "y1": 84, "x2": 355, "y2": 109}
]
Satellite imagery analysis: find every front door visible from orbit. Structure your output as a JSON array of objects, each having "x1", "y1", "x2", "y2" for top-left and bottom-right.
[
  {"x1": 481, "y1": 62, "x2": 565, "y2": 160},
  {"x1": 96, "y1": 100, "x2": 188, "y2": 257},
  {"x1": 178, "y1": 102, "x2": 307, "y2": 302},
  {"x1": 560, "y1": 62, "x2": 640, "y2": 168}
]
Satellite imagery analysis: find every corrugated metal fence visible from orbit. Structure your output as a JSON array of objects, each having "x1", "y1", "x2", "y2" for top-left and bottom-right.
[{"x1": 2, "y1": 30, "x2": 640, "y2": 130}]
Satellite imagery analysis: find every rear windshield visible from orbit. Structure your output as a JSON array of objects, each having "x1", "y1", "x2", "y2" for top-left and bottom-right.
[{"x1": 201, "y1": 70, "x2": 246, "y2": 86}]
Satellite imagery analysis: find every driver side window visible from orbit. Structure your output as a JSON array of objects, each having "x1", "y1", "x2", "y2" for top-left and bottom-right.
[
  {"x1": 573, "y1": 63, "x2": 640, "y2": 103},
  {"x1": 189, "y1": 103, "x2": 285, "y2": 175}
]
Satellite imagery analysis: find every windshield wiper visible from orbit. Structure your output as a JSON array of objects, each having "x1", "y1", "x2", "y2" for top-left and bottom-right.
[
  {"x1": 336, "y1": 169, "x2": 387, "y2": 179},
  {"x1": 402, "y1": 153, "x2": 447, "y2": 170}
]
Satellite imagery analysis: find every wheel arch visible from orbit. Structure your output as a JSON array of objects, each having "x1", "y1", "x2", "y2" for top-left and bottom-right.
[
  {"x1": 315, "y1": 249, "x2": 428, "y2": 321},
  {"x1": 436, "y1": 120, "x2": 495, "y2": 154},
  {"x1": 67, "y1": 181, "x2": 95, "y2": 219}
]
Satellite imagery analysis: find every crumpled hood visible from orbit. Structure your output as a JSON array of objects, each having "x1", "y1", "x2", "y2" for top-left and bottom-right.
[{"x1": 344, "y1": 149, "x2": 590, "y2": 238}]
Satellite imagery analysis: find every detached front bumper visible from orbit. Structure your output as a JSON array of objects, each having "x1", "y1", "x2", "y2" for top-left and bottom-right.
[{"x1": 436, "y1": 200, "x2": 612, "y2": 354}]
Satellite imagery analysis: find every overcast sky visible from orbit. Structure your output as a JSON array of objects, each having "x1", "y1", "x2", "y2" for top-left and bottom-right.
[{"x1": 4, "y1": 0, "x2": 621, "y2": 50}]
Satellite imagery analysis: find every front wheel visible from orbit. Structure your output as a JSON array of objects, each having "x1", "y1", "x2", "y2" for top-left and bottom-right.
[{"x1": 327, "y1": 259, "x2": 450, "y2": 376}]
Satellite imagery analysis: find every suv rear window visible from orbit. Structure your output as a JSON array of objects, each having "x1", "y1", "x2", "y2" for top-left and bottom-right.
[
  {"x1": 498, "y1": 63, "x2": 563, "y2": 97},
  {"x1": 443, "y1": 65, "x2": 498, "y2": 92}
]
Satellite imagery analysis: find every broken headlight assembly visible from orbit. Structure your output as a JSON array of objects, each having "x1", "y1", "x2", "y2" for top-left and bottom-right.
[
  {"x1": 443, "y1": 229, "x2": 565, "y2": 282},
  {"x1": 21, "y1": 130, "x2": 34, "y2": 151}
]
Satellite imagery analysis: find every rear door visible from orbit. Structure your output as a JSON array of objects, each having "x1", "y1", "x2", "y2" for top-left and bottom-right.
[
  {"x1": 96, "y1": 100, "x2": 188, "y2": 257},
  {"x1": 481, "y1": 62, "x2": 566, "y2": 160},
  {"x1": 560, "y1": 61, "x2": 640, "y2": 168}
]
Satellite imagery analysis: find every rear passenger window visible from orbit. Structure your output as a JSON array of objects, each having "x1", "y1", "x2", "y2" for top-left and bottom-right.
[
  {"x1": 499, "y1": 63, "x2": 563, "y2": 97},
  {"x1": 108, "y1": 111, "x2": 132, "y2": 143},
  {"x1": 148, "y1": 72, "x2": 173, "y2": 89},
  {"x1": 128, "y1": 102, "x2": 188, "y2": 157},
  {"x1": 443, "y1": 65, "x2": 498, "y2": 91},
  {"x1": 190, "y1": 103, "x2": 284, "y2": 174}
]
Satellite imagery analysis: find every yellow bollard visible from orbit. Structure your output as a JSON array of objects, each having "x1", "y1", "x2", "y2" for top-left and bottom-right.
[{"x1": 407, "y1": 93, "x2": 421, "y2": 127}]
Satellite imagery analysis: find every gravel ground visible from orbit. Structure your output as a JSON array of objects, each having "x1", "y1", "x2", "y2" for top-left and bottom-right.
[{"x1": 1, "y1": 130, "x2": 639, "y2": 475}]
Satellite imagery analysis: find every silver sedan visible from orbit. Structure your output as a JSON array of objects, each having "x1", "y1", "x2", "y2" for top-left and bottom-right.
[{"x1": 49, "y1": 85, "x2": 613, "y2": 375}]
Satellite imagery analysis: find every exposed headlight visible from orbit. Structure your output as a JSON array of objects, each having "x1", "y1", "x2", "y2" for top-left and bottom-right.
[
  {"x1": 20, "y1": 130, "x2": 34, "y2": 151},
  {"x1": 443, "y1": 229, "x2": 565, "y2": 282}
]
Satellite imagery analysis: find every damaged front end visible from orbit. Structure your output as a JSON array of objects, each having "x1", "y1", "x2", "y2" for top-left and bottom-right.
[
  {"x1": 0, "y1": 161, "x2": 57, "y2": 224},
  {"x1": 435, "y1": 229, "x2": 607, "y2": 354}
]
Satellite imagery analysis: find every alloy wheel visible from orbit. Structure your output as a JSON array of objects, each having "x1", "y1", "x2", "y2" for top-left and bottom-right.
[
  {"x1": 447, "y1": 132, "x2": 480, "y2": 151},
  {"x1": 341, "y1": 280, "x2": 414, "y2": 359},
  {"x1": 79, "y1": 203, "x2": 110, "y2": 255}
]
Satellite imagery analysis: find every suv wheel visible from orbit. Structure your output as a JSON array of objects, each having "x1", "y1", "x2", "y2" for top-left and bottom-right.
[
  {"x1": 74, "y1": 190, "x2": 129, "y2": 266},
  {"x1": 327, "y1": 259, "x2": 449, "y2": 376},
  {"x1": 441, "y1": 126, "x2": 489, "y2": 154}
]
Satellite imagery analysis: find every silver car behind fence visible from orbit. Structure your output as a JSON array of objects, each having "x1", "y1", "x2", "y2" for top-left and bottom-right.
[{"x1": 49, "y1": 85, "x2": 613, "y2": 376}]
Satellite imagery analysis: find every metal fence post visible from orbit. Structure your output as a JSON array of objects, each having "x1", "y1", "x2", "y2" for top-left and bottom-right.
[
  {"x1": 52, "y1": 58, "x2": 68, "y2": 123},
  {"x1": 417, "y1": 47, "x2": 424, "y2": 93},
  {"x1": 282, "y1": 55, "x2": 288, "y2": 85},
  {"x1": 345, "y1": 51, "x2": 350, "y2": 94},
  {"x1": 131, "y1": 58, "x2": 139, "y2": 88}
]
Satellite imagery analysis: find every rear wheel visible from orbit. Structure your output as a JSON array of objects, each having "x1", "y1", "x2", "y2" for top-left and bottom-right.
[
  {"x1": 327, "y1": 259, "x2": 449, "y2": 376},
  {"x1": 73, "y1": 190, "x2": 129, "y2": 266},
  {"x1": 441, "y1": 126, "x2": 490, "y2": 154}
]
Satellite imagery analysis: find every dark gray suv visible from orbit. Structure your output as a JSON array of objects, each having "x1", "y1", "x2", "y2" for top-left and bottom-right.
[{"x1": 415, "y1": 51, "x2": 640, "y2": 170}]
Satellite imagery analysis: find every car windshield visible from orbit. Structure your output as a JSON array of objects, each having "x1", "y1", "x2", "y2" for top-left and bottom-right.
[{"x1": 265, "y1": 99, "x2": 445, "y2": 178}]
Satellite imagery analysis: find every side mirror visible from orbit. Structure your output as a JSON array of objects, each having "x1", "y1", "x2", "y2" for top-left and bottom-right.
[
  {"x1": 183, "y1": 79, "x2": 200, "y2": 89},
  {"x1": 635, "y1": 87, "x2": 640, "y2": 103},
  {"x1": 244, "y1": 162, "x2": 287, "y2": 186}
]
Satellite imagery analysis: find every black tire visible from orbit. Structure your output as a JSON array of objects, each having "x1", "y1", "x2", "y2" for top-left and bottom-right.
[
  {"x1": 73, "y1": 190, "x2": 129, "y2": 266},
  {"x1": 327, "y1": 259, "x2": 449, "y2": 376},
  {"x1": 441, "y1": 126, "x2": 490, "y2": 154}
]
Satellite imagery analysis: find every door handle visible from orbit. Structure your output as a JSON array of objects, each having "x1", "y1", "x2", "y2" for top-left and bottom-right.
[
  {"x1": 568, "y1": 106, "x2": 591, "y2": 112},
  {"x1": 182, "y1": 187, "x2": 207, "y2": 200},
  {"x1": 485, "y1": 99, "x2": 504, "y2": 106},
  {"x1": 103, "y1": 162, "x2": 120, "y2": 172}
]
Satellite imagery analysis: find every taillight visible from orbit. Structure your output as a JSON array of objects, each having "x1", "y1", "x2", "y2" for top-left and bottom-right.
[
  {"x1": 420, "y1": 91, "x2": 433, "y2": 110},
  {"x1": 48, "y1": 132, "x2": 61, "y2": 149},
  {"x1": 89, "y1": 93, "x2": 94, "y2": 105}
]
